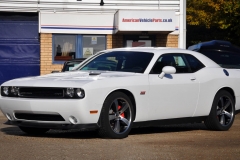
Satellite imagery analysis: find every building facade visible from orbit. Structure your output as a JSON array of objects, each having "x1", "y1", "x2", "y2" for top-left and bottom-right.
[{"x1": 0, "y1": 0, "x2": 186, "y2": 82}]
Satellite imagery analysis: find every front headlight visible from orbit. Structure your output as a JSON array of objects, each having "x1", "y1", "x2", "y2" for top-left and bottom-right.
[
  {"x1": 1, "y1": 86, "x2": 19, "y2": 97},
  {"x1": 66, "y1": 88, "x2": 74, "y2": 98},
  {"x1": 75, "y1": 88, "x2": 85, "y2": 98},
  {"x1": 3, "y1": 87, "x2": 9, "y2": 96},
  {"x1": 65, "y1": 88, "x2": 85, "y2": 99},
  {"x1": 1, "y1": 86, "x2": 85, "y2": 99},
  {"x1": 10, "y1": 87, "x2": 19, "y2": 96}
]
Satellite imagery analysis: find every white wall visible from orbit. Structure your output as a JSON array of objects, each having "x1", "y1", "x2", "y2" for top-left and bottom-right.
[
  {"x1": 0, "y1": 0, "x2": 180, "y2": 12},
  {"x1": 0, "y1": 0, "x2": 185, "y2": 48}
]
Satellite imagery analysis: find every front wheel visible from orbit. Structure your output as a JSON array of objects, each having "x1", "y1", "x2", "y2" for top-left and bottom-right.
[
  {"x1": 205, "y1": 90, "x2": 235, "y2": 131},
  {"x1": 98, "y1": 92, "x2": 134, "y2": 139},
  {"x1": 19, "y1": 126, "x2": 50, "y2": 135}
]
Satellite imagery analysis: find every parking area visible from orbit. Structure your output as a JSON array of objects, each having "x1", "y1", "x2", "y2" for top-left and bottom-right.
[{"x1": 0, "y1": 112, "x2": 240, "y2": 160}]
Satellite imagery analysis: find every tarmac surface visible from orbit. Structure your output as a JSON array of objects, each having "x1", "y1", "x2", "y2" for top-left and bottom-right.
[{"x1": 0, "y1": 111, "x2": 240, "y2": 160}]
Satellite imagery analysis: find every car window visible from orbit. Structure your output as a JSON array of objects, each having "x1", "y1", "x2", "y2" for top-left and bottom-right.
[
  {"x1": 63, "y1": 62, "x2": 83, "y2": 72},
  {"x1": 200, "y1": 49, "x2": 240, "y2": 69},
  {"x1": 184, "y1": 54, "x2": 205, "y2": 72},
  {"x1": 150, "y1": 54, "x2": 190, "y2": 74},
  {"x1": 79, "y1": 51, "x2": 154, "y2": 73}
]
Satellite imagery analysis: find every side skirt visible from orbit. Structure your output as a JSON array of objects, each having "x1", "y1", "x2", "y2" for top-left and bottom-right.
[{"x1": 132, "y1": 116, "x2": 207, "y2": 128}]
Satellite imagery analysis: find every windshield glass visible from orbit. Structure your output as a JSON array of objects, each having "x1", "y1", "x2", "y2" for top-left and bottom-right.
[
  {"x1": 78, "y1": 51, "x2": 154, "y2": 73},
  {"x1": 63, "y1": 61, "x2": 83, "y2": 71},
  {"x1": 201, "y1": 50, "x2": 240, "y2": 69}
]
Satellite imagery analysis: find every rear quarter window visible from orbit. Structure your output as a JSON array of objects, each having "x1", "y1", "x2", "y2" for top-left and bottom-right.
[{"x1": 184, "y1": 54, "x2": 205, "y2": 72}]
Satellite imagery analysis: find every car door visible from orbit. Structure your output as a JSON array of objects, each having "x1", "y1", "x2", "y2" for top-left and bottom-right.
[{"x1": 148, "y1": 53, "x2": 202, "y2": 120}]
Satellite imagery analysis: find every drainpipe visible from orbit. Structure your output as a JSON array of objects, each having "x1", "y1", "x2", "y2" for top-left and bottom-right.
[{"x1": 179, "y1": 0, "x2": 186, "y2": 49}]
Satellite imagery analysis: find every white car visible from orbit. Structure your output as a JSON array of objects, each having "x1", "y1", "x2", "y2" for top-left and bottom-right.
[{"x1": 1, "y1": 47, "x2": 240, "y2": 139}]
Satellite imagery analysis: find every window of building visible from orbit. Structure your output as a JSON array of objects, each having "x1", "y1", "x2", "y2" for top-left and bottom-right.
[
  {"x1": 53, "y1": 35, "x2": 77, "y2": 61},
  {"x1": 52, "y1": 35, "x2": 106, "y2": 63},
  {"x1": 82, "y1": 35, "x2": 106, "y2": 58}
]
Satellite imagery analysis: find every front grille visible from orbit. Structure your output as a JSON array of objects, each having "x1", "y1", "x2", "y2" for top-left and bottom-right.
[
  {"x1": 15, "y1": 113, "x2": 65, "y2": 121},
  {"x1": 19, "y1": 87, "x2": 64, "y2": 98}
]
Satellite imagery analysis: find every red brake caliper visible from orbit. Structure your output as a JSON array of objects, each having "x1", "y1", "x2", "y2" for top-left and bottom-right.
[{"x1": 118, "y1": 106, "x2": 125, "y2": 118}]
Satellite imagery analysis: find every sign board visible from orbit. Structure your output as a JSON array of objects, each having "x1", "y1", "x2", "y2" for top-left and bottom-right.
[
  {"x1": 83, "y1": 48, "x2": 93, "y2": 58},
  {"x1": 115, "y1": 10, "x2": 176, "y2": 31},
  {"x1": 91, "y1": 37, "x2": 97, "y2": 44},
  {"x1": 40, "y1": 13, "x2": 115, "y2": 34}
]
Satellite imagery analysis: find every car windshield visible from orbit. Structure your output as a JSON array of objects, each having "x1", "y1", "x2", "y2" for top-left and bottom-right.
[
  {"x1": 77, "y1": 51, "x2": 154, "y2": 73},
  {"x1": 63, "y1": 61, "x2": 83, "y2": 71},
  {"x1": 201, "y1": 49, "x2": 240, "y2": 69}
]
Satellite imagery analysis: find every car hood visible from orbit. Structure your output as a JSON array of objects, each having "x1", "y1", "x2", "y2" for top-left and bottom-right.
[{"x1": 2, "y1": 71, "x2": 141, "y2": 88}]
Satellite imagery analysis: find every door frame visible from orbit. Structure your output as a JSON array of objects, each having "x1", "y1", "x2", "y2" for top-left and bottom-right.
[{"x1": 123, "y1": 35, "x2": 156, "y2": 47}]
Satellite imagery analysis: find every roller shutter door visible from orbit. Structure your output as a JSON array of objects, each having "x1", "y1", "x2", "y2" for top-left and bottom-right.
[{"x1": 0, "y1": 13, "x2": 40, "y2": 85}]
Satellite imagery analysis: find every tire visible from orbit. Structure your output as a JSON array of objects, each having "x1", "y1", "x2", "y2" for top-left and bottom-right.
[
  {"x1": 205, "y1": 90, "x2": 235, "y2": 131},
  {"x1": 19, "y1": 126, "x2": 50, "y2": 135},
  {"x1": 98, "y1": 92, "x2": 134, "y2": 139}
]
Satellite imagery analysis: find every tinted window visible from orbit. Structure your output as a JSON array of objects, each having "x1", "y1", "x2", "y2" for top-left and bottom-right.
[
  {"x1": 184, "y1": 54, "x2": 205, "y2": 72},
  {"x1": 79, "y1": 51, "x2": 154, "y2": 73},
  {"x1": 150, "y1": 54, "x2": 190, "y2": 74},
  {"x1": 63, "y1": 61, "x2": 83, "y2": 72},
  {"x1": 201, "y1": 50, "x2": 240, "y2": 69}
]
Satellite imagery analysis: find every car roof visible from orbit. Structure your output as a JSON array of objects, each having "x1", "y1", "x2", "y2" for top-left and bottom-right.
[{"x1": 102, "y1": 47, "x2": 220, "y2": 68}]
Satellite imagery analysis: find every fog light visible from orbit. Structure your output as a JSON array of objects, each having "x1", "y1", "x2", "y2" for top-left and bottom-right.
[
  {"x1": 6, "y1": 113, "x2": 12, "y2": 121},
  {"x1": 3, "y1": 87, "x2": 9, "y2": 96},
  {"x1": 69, "y1": 116, "x2": 78, "y2": 124},
  {"x1": 66, "y1": 88, "x2": 74, "y2": 98}
]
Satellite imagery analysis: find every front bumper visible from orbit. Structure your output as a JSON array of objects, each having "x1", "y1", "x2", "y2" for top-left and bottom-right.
[{"x1": 0, "y1": 96, "x2": 102, "y2": 128}]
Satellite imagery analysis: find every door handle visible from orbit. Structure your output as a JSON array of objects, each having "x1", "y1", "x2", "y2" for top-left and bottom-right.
[{"x1": 190, "y1": 77, "x2": 196, "y2": 81}]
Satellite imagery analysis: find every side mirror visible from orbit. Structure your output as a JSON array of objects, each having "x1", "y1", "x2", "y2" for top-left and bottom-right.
[{"x1": 158, "y1": 66, "x2": 176, "y2": 79}]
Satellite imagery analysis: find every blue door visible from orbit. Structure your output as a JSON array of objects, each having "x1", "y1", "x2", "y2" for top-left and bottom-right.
[{"x1": 0, "y1": 14, "x2": 40, "y2": 85}]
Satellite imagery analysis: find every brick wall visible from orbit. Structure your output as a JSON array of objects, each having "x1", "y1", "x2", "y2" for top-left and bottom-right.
[
  {"x1": 40, "y1": 33, "x2": 62, "y2": 75},
  {"x1": 107, "y1": 34, "x2": 123, "y2": 49},
  {"x1": 156, "y1": 34, "x2": 178, "y2": 47},
  {"x1": 108, "y1": 33, "x2": 178, "y2": 48}
]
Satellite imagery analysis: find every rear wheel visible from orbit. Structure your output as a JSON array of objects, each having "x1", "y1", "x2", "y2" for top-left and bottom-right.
[
  {"x1": 19, "y1": 126, "x2": 49, "y2": 135},
  {"x1": 98, "y1": 92, "x2": 134, "y2": 139},
  {"x1": 205, "y1": 90, "x2": 235, "y2": 131}
]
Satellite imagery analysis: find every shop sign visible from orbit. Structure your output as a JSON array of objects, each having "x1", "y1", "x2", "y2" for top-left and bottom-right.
[{"x1": 116, "y1": 10, "x2": 176, "y2": 31}]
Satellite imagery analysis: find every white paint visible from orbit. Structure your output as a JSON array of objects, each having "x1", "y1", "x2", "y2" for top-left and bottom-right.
[
  {"x1": 1, "y1": 47, "x2": 240, "y2": 127},
  {"x1": 40, "y1": 12, "x2": 115, "y2": 34}
]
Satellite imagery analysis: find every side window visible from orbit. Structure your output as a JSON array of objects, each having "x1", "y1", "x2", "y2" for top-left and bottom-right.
[
  {"x1": 184, "y1": 54, "x2": 205, "y2": 72},
  {"x1": 150, "y1": 54, "x2": 190, "y2": 74}
]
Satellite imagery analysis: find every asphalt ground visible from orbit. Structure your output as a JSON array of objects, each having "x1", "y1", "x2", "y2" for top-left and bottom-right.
[{"x1": 0, "y1": 111, "x2": 239, "y2": 160}]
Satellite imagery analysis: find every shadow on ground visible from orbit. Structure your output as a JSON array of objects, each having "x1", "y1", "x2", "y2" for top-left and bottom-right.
[{"x1": 0, "y1": 122, "x2": 207, "y2": 139}]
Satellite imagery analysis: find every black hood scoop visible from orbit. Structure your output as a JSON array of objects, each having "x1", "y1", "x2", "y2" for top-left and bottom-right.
[{"x1": 89, "y1": 72, "x2": 101, "y2": 76}]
